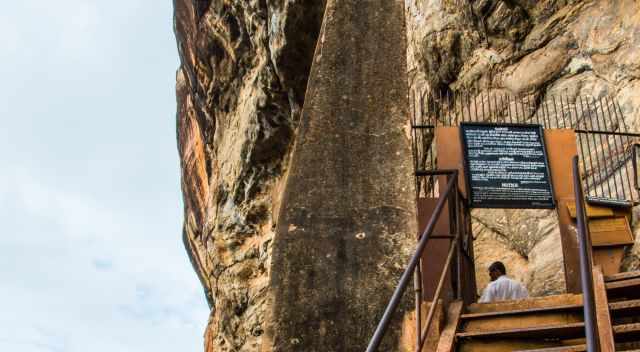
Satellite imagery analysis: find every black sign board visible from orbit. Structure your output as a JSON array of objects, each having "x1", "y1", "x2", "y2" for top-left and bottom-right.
[{"x1": 460, "y1": 123, "x2": 555, "y2": 209}]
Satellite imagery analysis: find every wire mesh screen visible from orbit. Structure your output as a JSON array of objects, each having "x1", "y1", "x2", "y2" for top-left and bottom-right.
[{"x1": 410, "y1": 90, "x2": 640, "y2": 206}]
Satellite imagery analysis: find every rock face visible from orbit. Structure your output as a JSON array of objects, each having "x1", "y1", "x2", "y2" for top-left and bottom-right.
[
  {"x1": 262, "y1": 0, "x2": 416, "y2": 350},
  {"x1": 175, "y1": 0, "x2": 640, "y2": 350},
  {"x1": 174, "y1": 0, "x2": 325, "y2": 350},
  {"x1": 407, "y1": 0, "x2": 640, "y2": 297}
]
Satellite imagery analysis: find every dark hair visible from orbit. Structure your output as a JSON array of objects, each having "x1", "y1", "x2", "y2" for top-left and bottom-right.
[{"x1": 489, "y1": 261, "x2": 506, "y2": 275}]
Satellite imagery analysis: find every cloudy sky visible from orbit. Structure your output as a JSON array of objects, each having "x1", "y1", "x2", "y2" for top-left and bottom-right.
[{"x1": 0, "y1": 1, "x2": 209, "y2": 351}]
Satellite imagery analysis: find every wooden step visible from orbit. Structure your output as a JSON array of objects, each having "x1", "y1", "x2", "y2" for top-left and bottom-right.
[
  {"x1": 614, "y1": 341, "x2": 640, "y2": 351},
  {"x1": 512, "y1": 345, "x2": 586, "y2": 352},
  {"x1": 458, "y1": 340, "x2": 569, "y2": 352},
  {"x1": 606, "y1": 278, "x2": 640, "y2": 290},
  {"x1": 604, "y1": 271, "x2": 640, "y2": 283},
  {"x1": 614, "y1": 323, "x2": 640, "y2": 342},
  {"x1": 461, "y1": 304, "x2": 583, "y2": 320},
  {"x1": 456, "y1": 322, "x2": 585, "y2": 340},
  {"x1": 610, "y1": 299, "x2": 640, "y2": 318},
  {"x1": 466, "y1": 294, "x2": 583, "y2": 314},
  {"x1": 461, "y1": 309, "x2": 583, "y2": 333},
  {"x1": 606, "y1": 278, "x2": 640, "y2": 299}
]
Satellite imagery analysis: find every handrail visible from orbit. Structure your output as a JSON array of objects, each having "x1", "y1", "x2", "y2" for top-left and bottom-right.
[
  {"x1": 573, "y1": 155, "x2": 600, "y2": 352},
  {"x1": 365, "y1": 170, "x2": 459, "y2": 352},
  {"x1": 418, "y1": 234, "x2": 458, "y2": 347},
  {"x1": 366, "y1": 159, "x2": 598, "y2": 351},
  {"x1": 632, "y1": 143, "x2": 640, "y2": 192}
]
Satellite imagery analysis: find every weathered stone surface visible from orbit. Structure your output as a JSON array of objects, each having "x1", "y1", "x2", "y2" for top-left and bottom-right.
[
  {"x1": 263, "y1": 0, "x2": 416, "y2": 350},
  {"x1": 472, "y1": 209, "x2": 566, "y2": 296}
]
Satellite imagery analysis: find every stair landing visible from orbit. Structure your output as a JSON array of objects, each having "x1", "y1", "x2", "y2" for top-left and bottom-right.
[
  {"x1": 456, "y1": 294, "x2": 585, "y2": 352},
  {"x1": 435, "y1": 271, "x2": 640, "y2": 352}
]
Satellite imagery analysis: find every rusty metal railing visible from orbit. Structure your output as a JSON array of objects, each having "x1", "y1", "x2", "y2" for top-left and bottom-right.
[
  {"x1": 410, "y1": 89, "x2": 640, "y2": 206},
  {"x1": 573, "y1": 155, "x2": 600, "y2": 352},
  {"x1": 366, "y1": 169, "x2": 472, "y2": 352}
]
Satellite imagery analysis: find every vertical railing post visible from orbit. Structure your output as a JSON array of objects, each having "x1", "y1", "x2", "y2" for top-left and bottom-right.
[
  {"x1": 573, "y1": 156, "x2": 600, "y2": 352},
  {"x1": 454, "y1": 172, "x2": 462, "y2": 300},
  {"x1": 446, "y1": 172, "x2": 456, "y2": 299},
  {"x1": 414, "y1": 260, "x2": 422, "y2": 351}
]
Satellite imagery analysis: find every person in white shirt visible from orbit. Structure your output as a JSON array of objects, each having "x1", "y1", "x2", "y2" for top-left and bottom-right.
[{"x1": 478, "y1": 261, "x2": 529, "y2": 303}]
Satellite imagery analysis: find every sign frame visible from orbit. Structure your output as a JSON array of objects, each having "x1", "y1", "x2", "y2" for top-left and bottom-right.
[{"x1": 459, "y1": 122, "x2": 556, "y2": 209}]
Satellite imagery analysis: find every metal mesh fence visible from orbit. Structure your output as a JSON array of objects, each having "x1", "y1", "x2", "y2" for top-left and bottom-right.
[{"x1": 410, "y1": 89, "x2": 640, "y2": 206}]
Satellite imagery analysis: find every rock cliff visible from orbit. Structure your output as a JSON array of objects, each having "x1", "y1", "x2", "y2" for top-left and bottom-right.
[
  {"x1": 174, "y1": 0, "x2": 640, "y2": 350},
  {"x1": 175, "y1": 0, "x2": 326, "y2": 349}
]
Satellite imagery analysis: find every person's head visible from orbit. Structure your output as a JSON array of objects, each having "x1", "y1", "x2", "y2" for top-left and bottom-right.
[{"x1": 488, "y1": 261, "x2": 506, "y2": 281}]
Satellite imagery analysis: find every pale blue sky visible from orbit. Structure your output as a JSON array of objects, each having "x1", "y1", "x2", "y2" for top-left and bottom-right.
[{"x1": 0, "y1": 1, "x2": 209, "y2": 351}]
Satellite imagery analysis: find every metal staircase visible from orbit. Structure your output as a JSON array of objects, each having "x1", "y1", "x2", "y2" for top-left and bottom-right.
[
  {"x1": 366, "y1": 92, "x2": 640, "y2": 352},
  {"x1": 448, "y1": 269, "x2": 640, "y2": 352},
  {"x1": 367, "y1": 156, "x2": 640, "y2": 351},
  {"x1": 605, "y1": 271, "x2": 640, "y2": 350},
  {"x1": 455, "y1": 294, "x2": 586, "y2": 352}
]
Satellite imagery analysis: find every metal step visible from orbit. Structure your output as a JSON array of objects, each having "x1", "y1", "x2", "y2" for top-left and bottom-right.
[
  {"x1": 512, "y1": 345, "x2": 586, "y2": 352},
  {"x1": 614, "y1": 340, "x2": 640, "y2": 351},
  {"x1": 614, "y1": 323, "x2": 640, "y2": 342},
  {"x1": 610, "y1": 299, "x2": 640, "y2": 318},
  {"x1": 456, "y1": 322, "x2": 585, "y2": 340},
  {"x1": 607, "y1": 278, "x2": 640, "y2": 299},
  {"x1": 466, "y1": 294, "x2": 583, "y2": 315},
  {"x1": 604, "y1": 271, "x2": 640, "y2": 283},
  {"x1": 461, "y1": 304, "x2": 583, "y2": 320}
]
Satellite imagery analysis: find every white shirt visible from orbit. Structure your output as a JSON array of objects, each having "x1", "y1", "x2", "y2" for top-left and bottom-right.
[{"x1": 479, "y1": 275, "x2": 529, "y2": 303}]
